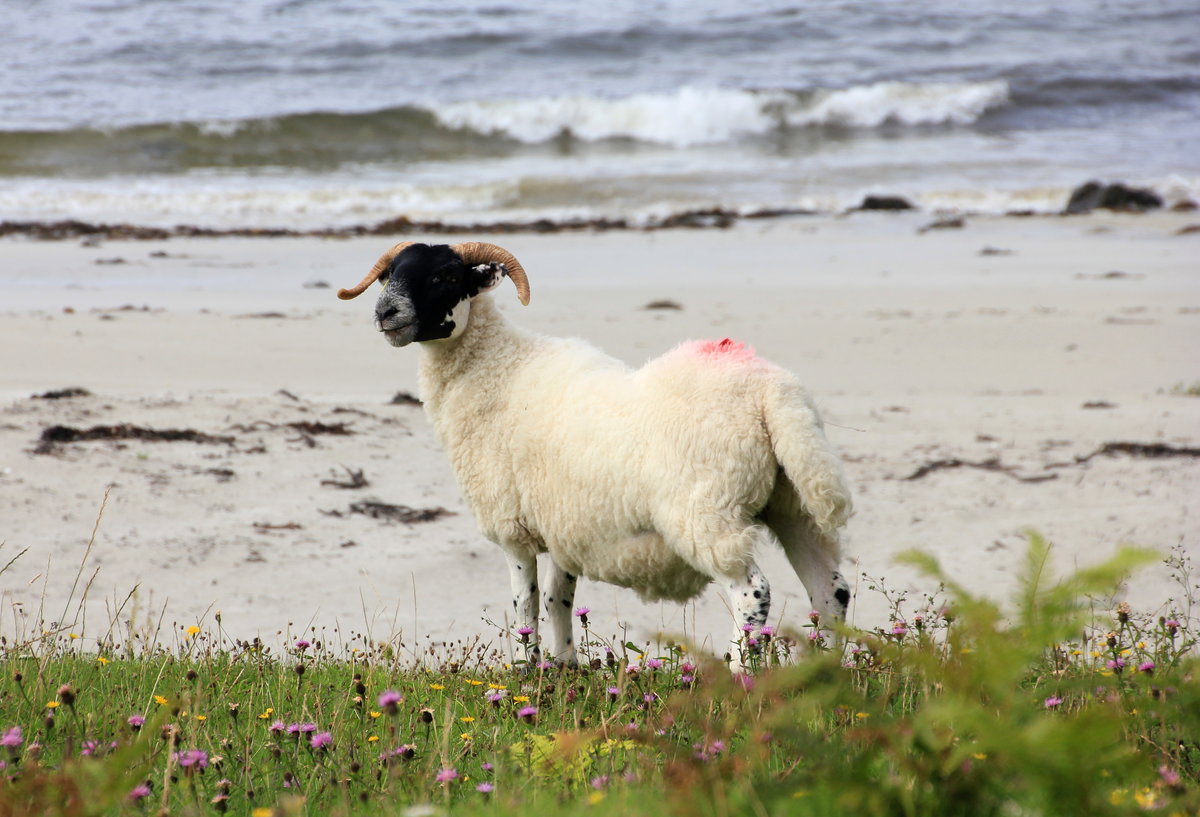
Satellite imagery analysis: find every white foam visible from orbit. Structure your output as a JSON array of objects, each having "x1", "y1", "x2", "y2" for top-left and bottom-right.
[{"x1": 430, "y1": 81, "x2": 1011, "y2": 147}]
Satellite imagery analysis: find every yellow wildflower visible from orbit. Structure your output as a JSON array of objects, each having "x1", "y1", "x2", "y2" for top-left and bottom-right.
[
  {"x1": 252, "y1": 809, "x2": 274, "y2": 817},
  {"x1": 429, "y1": 683, "x2": 445, "y2": 691},
  {"x1": 195, "y1": 715, "x2": 207, "y2": 722},
  {"x1": 973, "y1": 753, "x2": 987, "y2": 760},
  {"x1": 97, "y1": 656, "x2": 109, "y2": 665},
  {"x1": 69, "y1": 633, "x2": 81, "y2": 640},
  {"x1": 488, "y1": 683, "x2": 507, "y2": 690},
  {"x1": 257, "y1": 707, "x2": 274, "y2": 719},
  {"x1": 154, "y1": 696, "x2": 169, "y2": 706},
  {"x1": 460, "y1": 733, "x2": 473, "y2": 741},
  {"x1": 460, "y1": 716, "x2": 475, "y2": 723},
  {"x1": 464, "y1": 679, "x2": 483, "y2": 686},
  {"x1": 186, "y1": 625, "x2": 200, "y2": 639},
  {"x1": 588, "y1": 791, "x2": 606, "y2": 805},
  {"x1": 369, "y1": 711, "x2": 382, "y2": 719},
  {"x1": 513, "y1": 695, "x2": 530, "y2": 703},
  {"x1": 46, "y1": 701, "x2": 59, "y2": 709},
  {"x1": 367, "y1": 735, "x2": 379, "y2": 742},
  {"x1": 854, "y1": 712, "x2": 869, "y2": 720}
]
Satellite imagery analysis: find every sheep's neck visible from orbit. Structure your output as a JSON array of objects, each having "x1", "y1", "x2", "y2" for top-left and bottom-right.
[{"x1": 417, "y1": 294, "x2": 536, "y2": 418}]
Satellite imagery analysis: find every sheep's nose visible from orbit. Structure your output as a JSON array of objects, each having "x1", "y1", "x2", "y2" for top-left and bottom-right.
[{"x1": 376, "y1": 304, "x2": 399, "y2": 323}]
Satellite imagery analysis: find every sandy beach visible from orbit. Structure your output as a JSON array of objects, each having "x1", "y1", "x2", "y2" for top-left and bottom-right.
[{"x1": 1, "y1": 212, "x2": 1198, "y2": 657}]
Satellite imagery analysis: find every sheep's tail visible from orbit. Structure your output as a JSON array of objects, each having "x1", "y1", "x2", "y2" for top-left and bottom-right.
[{"x1": 762, "y1": 376, "x2": 853, "y2": 536}]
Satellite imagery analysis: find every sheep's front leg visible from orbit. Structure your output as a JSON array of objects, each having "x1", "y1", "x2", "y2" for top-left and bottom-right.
[
  {"x1": 505, "y1": 551, "x2": 541, "y2": 666},
  {"x1": 542, "y1": 559, "x2": 579, "y2": 666},
  {"x1": 724, "y1": 561, "x2": 771, "y2": 671}
]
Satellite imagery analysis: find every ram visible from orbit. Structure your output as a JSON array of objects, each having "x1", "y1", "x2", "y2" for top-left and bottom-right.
[{"x1": 338, "y1": 241, "x2": 852, "y2": 667}]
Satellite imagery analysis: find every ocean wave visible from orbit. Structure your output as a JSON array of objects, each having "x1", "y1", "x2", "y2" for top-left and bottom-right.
[{"x1": 430, "y1": 81, "x2": 1011, "y2": 146}]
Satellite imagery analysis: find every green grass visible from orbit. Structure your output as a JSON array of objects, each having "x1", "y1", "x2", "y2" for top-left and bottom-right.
[{"x1": 1, "y1": 535, "x2": 1198, "y2": 817}]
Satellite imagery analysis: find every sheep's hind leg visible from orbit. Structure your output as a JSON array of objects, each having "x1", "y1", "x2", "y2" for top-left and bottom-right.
[
  {"x1": 722, "y1": 559, "x2": 772, "y2": 672},
  {"x1": 767, "y1": 510, "x2": 850, "y2": 647},
  {"x1": 542, "y1": 559, "x2": 579, "y2": 666},
  {"x1": 504, "y1": 550, "x2": 541, "y2": 667}
]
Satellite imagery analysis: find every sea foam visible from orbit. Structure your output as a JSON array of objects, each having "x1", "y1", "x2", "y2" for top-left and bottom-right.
[{"x1": 430, "y1": 81, "x2": 1011, "y2": 147}]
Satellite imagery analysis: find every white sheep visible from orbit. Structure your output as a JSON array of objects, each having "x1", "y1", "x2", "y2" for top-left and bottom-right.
[{"x1": 337, "y1": 241, "x2": 852, "y2": 667}]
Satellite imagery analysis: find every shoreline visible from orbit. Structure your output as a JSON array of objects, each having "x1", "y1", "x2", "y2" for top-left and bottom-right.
[{"x1": 1, "y1": 213, "x2": 1197, "y2": 651}]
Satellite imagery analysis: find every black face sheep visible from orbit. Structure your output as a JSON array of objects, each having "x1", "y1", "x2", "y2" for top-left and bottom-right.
[{"x1": 338, "y1": 241, "x2": 853, "y2": 668}]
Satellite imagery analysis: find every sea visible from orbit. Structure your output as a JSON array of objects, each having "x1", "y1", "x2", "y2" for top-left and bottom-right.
[{"x1": 2, "y1": 0, "x2": 1198, "y2": 230}]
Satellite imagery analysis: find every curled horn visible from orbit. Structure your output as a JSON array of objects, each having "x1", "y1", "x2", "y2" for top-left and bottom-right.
[
  {"x1": 336, "y1": 241, "x2": 417, "y2": 300},
  {"x1": 452, "y1": 242, "x2": 531, "y2": 306}
]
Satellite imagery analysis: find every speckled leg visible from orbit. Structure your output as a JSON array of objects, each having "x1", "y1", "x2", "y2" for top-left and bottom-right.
[
  {"x1": 723, "y1": 560, "x2": 771, "y2": 671},
  {"x1": 504, "y1": 550, "x2": 541, "y2": 666},
  {"x1": 542, "y1": 559, "x2": 579, "y2": 666},
  {"x1": 768, "y1": 510, "x2": 849, "y2": 644}
]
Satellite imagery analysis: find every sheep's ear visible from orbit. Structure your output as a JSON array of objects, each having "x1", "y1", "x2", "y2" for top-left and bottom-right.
[{"x1": 469, "y1": 262, "x2": 505, "y2": 296}]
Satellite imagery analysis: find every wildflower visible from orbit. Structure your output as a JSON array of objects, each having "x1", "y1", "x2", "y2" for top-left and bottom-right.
[
  {"x1": 310, "y1": 731, "x2": 333, "y2": 750},
  {"x1": 378, "y1": 689, "x2": 402, "y2": 715},
  {"x1": 186, "y1": 625, "x2": 201, "y2": 639},
  {"x1": 173, "y1": 749, "x2": 209, "y2": 771},
  {"x1": 464, "y1": 679, "x2": 483, "y2": 686},
  {"x1": 1044, "y1": 696, "x2": 1064, "y2": 709},
  {"x1": 485, "y1": 690, "x2": 505, "y2": 705},
  {"x1": 369, "y1": 710, "x2": 382, "y2": 718},
  {"x1": 460, "y1": 716, "x2": 475, "y2": 723},
  {"x1": 269, "y1": 720, "x2": 286, "y2": 733},
  {"x1": 97, "y1": 656, "x2": 109, "y2": 665},
  {"x1": 460, "y1": 733, "x2": 472, "y2": 741},
  {"x1": 295, "y1": 639, "x2": 311, "y2": 650},
  {"x1": 154, "y1": 695, "x2": 168, "y2": 706},
  {"x1": 481, "y1": 761, "x2": 494, "y2": 771},
  {"x1": 436, "y1": 767, "x2": 458, "y2": 783},
  {"x1": 680, "y1": 674, "x2": 694, "y2": 686},
  {"x1": 513, "y1": 695, "x2": 530, "y2": 703},
  {"x1": 128, "y1": 783, "x2": 151, "y2": 802},
  {"x1": 808, "y1": 610, "x2": 820, "y2": 624},
  {"x1": 591, "y1": 775, "x2": 610, "y2": 789},
  {"x1": 607, "y1": 686, "x2": 620, "y2": 700},
  {"x1": 760, "y1": 625, "x2": 774, "y2": 640},
  {"x1": 45, "y1": 701, "x2": 59, "y2": 709},
  {"x1": 429, "y1": 683, "x2": 445, "y2": 690},
  {"x1": 57, "y1": 684, "x2": 76, "y2": 707},
  {"x1": 891, "y1": 621, "x2": 908, "y2": 637},
  {"x1": 1107, "y1": 658, "x2": 1126, "y2": 672},
  {"x1": 517, "y1": 626, "x2": 534, "y2": 641},
  {"x1": 1137, "y1": 661, "x2": 1155, "y2": 674},
  {"x1": 574, "y1": 607, "x2": 590, "y2": 617},
  {"x1": 1, "y1": 726, "x2": 22, "y2": 748},
  {"x1": 1159, "y1": 765, "x2": 1182, "y2": 788},
  {"x1": 518, "y1": 706, "x2": 538, "y2": 723},
  {"x1": 1115, "y1": 601, "x2": 1131, "y2": 624},
  {"x1": 257, "y1": 708, "x2": 274, "y2": 719},
  {"x1": 1164, "y1": 618, "x2": 1180, "y2": 635},
  {"x1": 646, "y1": 658, "x2": 663, "y2": 670},
  {"x1": 476, "y1": 782, "x2": 494, "y2": 793}
]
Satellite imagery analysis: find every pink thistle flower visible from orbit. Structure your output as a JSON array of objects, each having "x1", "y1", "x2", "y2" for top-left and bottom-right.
[
  {"x1": 435, "y1": 767, "x2": 458, "y2": 783},
  {"x1": 480, "y1": 761, "x2": 494, "y2": 772},
  {"x1": 517, "y1": 706, "x2": 538, "y2": 723},
  {"x1": 517, "y1": 626, "x2": 534, "y2": 638},
  {"x1": 1160, "y1": 765, "x2": 1181, "y2": 786},
  {"x1": 607, "y1": 686, "x2": 620, "y2": 700},
  {"x1": 310, "y1": 731, "x2": 333, "y2": 750},
  {"x1": 476, "y1": 782, "x2": 494, "y2": 793},
  {"x1": 891, "y1": 621, "x2": 908, "y2": 637},
  {"x1": 591, "y1": 775, "x2": 610, "y2": 789},
  {"x1": 1044, "y1": 696, "x2": 1063, "y2": 709},
  {"x1": 1, "y1": 726, "x2": 22, "y2": 748},
  {"x1": 294, "y1": 639, "x2": 311, "y2": 650},
  {"x1": 1138, "y1": 661, "x2": 1155, "y2": 674},
  {"x1": 127, "y1": 714, "x2": 145, "y2": 730},
  {"x1": 646, "y1": 658, "x2": 663, "y2": 670},
  {"x1": 173, "y1": 749, "x2": 209, "y2": 770},
  {"x1": 808, "y1": 611, "x2": 821, "y2": 623},
  {"x1": 378, "y1": 689, "x2": 402, "y2": 715},
  {"x1": 269, "y1": 720, "x2": 286, "y2": 733},
  {"x1": 573, "y1": 607, "x2": 590, "y2": 618},
  {"x1": 128, "y1": 783, "x2": 151, "y2": 801}
]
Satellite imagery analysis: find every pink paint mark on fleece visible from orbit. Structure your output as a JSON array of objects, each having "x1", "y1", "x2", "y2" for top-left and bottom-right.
[{"x1": 684, "y1": 338, "x2": 758, "y2": 363}]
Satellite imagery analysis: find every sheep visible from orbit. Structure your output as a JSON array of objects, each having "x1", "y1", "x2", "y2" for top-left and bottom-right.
[{"x1": 337, "y1": 240, "x2": 852, "y2": 667}]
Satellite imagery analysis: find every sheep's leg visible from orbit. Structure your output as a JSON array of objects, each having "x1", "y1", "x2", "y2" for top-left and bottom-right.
[
  {"x1": 768, "y1": 511, "x2": 850, "y2": 646},
  {"x1": 722, "y1": 560, "x2": 772, "y2": 672},
  {"x1": 505, "y1": 551, "x2": 541, "y2": 667},
  {"x1": 542, "y1": 559, "x2": 579, "y2": 666}
]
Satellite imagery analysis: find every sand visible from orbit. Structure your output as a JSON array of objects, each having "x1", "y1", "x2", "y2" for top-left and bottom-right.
[{"x1": 1, "y1": 211, "x2": 1198, "y2": 658}]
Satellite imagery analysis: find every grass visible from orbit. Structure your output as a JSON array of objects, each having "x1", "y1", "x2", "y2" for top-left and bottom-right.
[{"x1": 1, "y1": 535, "x2": 1198, "y2": 817}]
